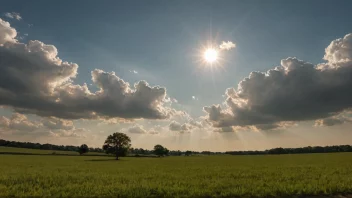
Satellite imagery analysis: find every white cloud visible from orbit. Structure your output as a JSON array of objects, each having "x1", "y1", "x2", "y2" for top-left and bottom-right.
[
  {"x1": 148, "y1": 130, "x2": 159, "y2": 134},
  {"x1": 0, "y1": 113, "x2": 87, "y2": 138},
  {"x1": 42, "y1": 117, "x2": 74, "y2": 130},
  {"x1": 0, "y1": 18, "x2": 178, "y2": 121},
  {"x1": 0, "y1": 18, "x2": 17, "y2": 45},
  {"x1": 4, "y1": 12, "x2": 22, "y2": 20},
  {"x1": 0, "y1": 113, "x2": 41, "y2": 133},
  {"x1": 169, "y1": 121, "x2": 193, "y2": 132},
  {"x1": 219, "y1": 41, "x2": 236, "y2": 50},
  {"x1": 315, "y1": 112, "x2": 352, "y2": 127},
  {"x1": 0, "y1": 116, "x2": 10, "y2": 128},
  {"x1": 204, "y1": 33, "x2": 352, "y2": 130},
  {"x1": 49, "y1": 128, "x2": 88, "y2": 138},
  {"x1": 148, "y1": 125, "x2": 165, "y2": 135},
  {"x1": 214, "y1": 126, "x2": 234, "y2": 132},
  {"x1": 188, "y1": 119, "x2": 203, "y2": 128},
  {"x1": 128, "y1": 124, "x2": 147, "y2": 134},
  {"x1": 323, "y1": 34, "x2": 352, "y2": 66},
  {"x1": 171, "y1": 98, "x2": 178, "y2": 103}
]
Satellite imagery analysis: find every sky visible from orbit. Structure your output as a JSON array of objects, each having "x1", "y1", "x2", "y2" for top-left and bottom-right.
[{"x1": 0, "y1": 0, "x2": 352, "y2": 151}]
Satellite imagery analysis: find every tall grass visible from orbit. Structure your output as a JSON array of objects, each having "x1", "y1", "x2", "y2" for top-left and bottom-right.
[{"x1": 0, "y1": 152, "x2": 352, "y2": 197}]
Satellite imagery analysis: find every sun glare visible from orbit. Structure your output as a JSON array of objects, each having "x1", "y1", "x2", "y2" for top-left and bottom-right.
[{"x1": 204, "y1": 48, "x2": 218, "y2": 63}]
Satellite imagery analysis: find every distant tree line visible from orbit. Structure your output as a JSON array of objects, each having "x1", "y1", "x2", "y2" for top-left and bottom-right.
[
  {"x1": 225, "y1": 145, "x2": 352, "y2": 155},
  {"x1": 1, "y1": 138, "x2": 352, "y2": 157},
  {"x1": 0, "y1": 139, "x2": 104, "y2": 153},
  {"x1": 128, "y1": 149, "x2": 223, "y2": 156}
]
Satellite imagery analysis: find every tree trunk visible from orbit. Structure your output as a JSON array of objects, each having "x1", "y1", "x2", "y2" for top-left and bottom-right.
[{"x1": 115, "y1": 146, "x2": 119, "y2": 160}]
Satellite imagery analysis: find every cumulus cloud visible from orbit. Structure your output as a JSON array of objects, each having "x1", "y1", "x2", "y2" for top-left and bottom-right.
[
  {"x1": 315, "y1": 117, "x2": 344, "y2": 127},
  {"x1": 123, "y1": 124, "x2": 165, "y2": 135},
  {"x1": 219, "y1": 41, "x2": 236, "y2": 50},
  {"x1": 0, "y1": 18, "x2": 17, "y2": 45},
  {"x1": 49, "y1": 128, "x2": 88, "y2": 138},
  {"x1": 129, "y1": 70, "x2": 138, "y2": 74},
  {"x1": 315, "y1": 112, "x2": 352, "y2": 127},
  {"x1": 169, "y1": 121, "x2": 192, "y2": 132},
  {"x1": 0, "y1": 113, "x2": 86, "y2": 137},
  {"x1": 214, "y1": 126, "x2": 234, "y2": 132},
  {"x1": 0, "y1": 113, "x2": 41, "y2": 133},
  {"x1": 128, "y1": 125, "x2": 147, "y2": 134},
  {"x1": 42, "y1": 117, "x2": 74, "y2": 130},
  {"x1": 0, "y1": 18, "x2": 176, "y2": 121},
  {"x1": 148, "y1": 130, "x2": 159, "y2": 134},
  {"x1": 169, "y1": 121, "x2": 182, "y2": 131},
  {"x1": 4, "y1": 12, "x2": 22, "y2": 20},
  {"x1": 204, "y1": 33, "x2": 352, "y2": 130},
  {"x1": 188, "y1": 119, "x2": 203, "y2": 128},
  {"x1": 171, "y1": 98, "x2": 178, "y2": 103},
  {"x1": 148, "y1": 128, "x2": 160, "y2": 135},
  {"x1": 323, "y1": 34, "x2": 352, "y2": 66},
  {"x1": 148, "y1": 125, "x2": 163, "y2": 134},
  {"x1": 98, "y1": 117, "x2": 133, "y2": 125},
  {"x1": 0, "y1": 116, "x2": 10, "y2": 128}
]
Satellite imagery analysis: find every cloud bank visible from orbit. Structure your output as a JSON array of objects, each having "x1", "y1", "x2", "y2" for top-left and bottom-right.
[{"x1": 204, "y1": 33, "x2": 352, "y2": 130}]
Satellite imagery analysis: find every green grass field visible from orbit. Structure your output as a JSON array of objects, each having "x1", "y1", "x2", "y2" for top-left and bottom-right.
[{"x1": 1, "y1": 149, "x2": 352, "y2": 197}]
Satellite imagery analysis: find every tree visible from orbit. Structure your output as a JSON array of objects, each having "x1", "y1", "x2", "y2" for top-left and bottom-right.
[
  {"x1": 164, "y1": 148, "x2": 169, "y2": 156},
  {"x1": 78, "y1": 144, "x2": 89, "y2": 155},
  {"x1": 103, "y1": 132, "x2": 131, "y2": 160},
  {"x1": 153, "y1": 144, "x2": 169, "y2": 157},
  {"x1": 185, "y1": 150, "x2": 192, "y2": 156},
  {"x1": 176, "y1": 150, "x2": 182, "y2": 156}
]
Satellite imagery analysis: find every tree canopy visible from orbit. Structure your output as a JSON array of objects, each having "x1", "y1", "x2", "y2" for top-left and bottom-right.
[
  {"x1": 153, "y1": 144, "x2": 169, "y2": 157},
  {"x1": 103, "y1": 132, "x2": 131, "y2": 160},
  {"x1": 78, "y1": 144, "x2": 89, "y2": 155}
]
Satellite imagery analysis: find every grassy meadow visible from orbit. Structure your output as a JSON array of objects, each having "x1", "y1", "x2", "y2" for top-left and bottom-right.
[{"x1": 0, "y1": 149, "x2": 352, "y2": 197}]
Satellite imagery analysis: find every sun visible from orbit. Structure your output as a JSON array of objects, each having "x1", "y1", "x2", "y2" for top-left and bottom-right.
[{"x1": 204, "y1": 48, "x2": 218, "y2": 63}]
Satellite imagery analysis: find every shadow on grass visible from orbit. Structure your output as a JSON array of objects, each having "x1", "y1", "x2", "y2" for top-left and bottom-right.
[{"x1": 85, "y1": 155, "x2": 162, "y2": 162}]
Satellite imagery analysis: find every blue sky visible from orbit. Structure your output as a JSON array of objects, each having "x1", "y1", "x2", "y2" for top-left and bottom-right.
[
  {"x1": 3, "y1": 0, "x2": 351, "y2": 116},
  {"x1": 1, "y1": 1, "x2": 352, "y2": 150}
]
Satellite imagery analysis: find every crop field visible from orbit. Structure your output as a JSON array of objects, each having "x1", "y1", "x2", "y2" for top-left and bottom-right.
[{"x1": 0, "y1": 150, "x2": 352, "y2": 197}]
